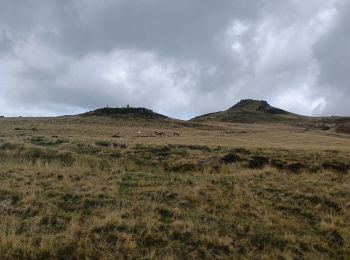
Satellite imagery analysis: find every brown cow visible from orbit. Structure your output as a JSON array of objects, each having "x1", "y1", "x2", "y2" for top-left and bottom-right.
[{"x1": 153, "y1": 131, "x2": 165, "y2": 137}]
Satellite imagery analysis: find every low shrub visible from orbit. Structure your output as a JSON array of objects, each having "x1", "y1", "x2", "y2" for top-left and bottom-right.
[
  {"x1": 322, "y1": 161, "x2": 349, "y2": 174},
  {"x1": 222, "y1": 152, "x2": 240, "y2": 164},
  {"x1": 248, "y1": 156, "x2": 269, "y2": 168}
]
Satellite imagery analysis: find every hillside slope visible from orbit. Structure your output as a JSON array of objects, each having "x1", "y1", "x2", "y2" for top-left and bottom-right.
[{"x1": 191, "y1": 99, "x2": 306, "y2": 123}]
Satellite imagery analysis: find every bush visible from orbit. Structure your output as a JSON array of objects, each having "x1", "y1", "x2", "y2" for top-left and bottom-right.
[
  {"x1": 222, "y1": 152, "x2": 240, "y2": 164},
  {"x1": 169, "y1": 162, "x2": 198, "y2": 172},
  {"x1": 270, "y1": 159, "x2": 285, "y2": 169},
  {"x1": 322, "y1": 161, "x2": 349, "y2": 174},
  {"x1": 58, "y1": 152, "x2": 76, "y2": 166},
  {"x1": 95, "y1": 141, "x2": 111, "y2": 147},
  {"x1": 0, "y1": 142, "x2": 19, "y2": 150},
  {"x1": 285, "y1": 162, "x2": 306, "y2": 173},
  {"x1": 248, "y1": 156, "x2": 269, "y2": 168}
]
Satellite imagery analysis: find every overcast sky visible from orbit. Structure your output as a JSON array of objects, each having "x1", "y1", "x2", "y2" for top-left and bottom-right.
[{"x1": 0, "y1": 0, "x2": 349, "y2": 119}]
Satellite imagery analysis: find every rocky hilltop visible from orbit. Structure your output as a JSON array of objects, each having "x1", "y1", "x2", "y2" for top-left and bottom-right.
[{"x1": 191, "y1": 99, "x2": 303, "y2": 123}]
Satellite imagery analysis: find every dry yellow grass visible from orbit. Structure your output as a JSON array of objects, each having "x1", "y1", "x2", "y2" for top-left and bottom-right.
[{"x1": 0, "y1": 116, "x2": 349, "y2": 259}]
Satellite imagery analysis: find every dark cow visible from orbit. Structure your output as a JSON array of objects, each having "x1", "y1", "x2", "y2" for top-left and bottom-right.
[{"x1": 153, "y1": 131, "x2": 165, "y2": 137}]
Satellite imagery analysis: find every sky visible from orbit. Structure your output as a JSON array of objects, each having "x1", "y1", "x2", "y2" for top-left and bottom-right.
[{"x1": 0, "y1": 0, "x2": 349, "y2": 119}]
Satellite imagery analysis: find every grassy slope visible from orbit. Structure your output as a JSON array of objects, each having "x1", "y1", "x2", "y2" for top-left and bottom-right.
[{"x1": 0, "y1": 116, "x2": 349, "y2": 259}]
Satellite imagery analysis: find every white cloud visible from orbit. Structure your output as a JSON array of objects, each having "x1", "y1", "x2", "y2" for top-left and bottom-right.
[{"x1": 273, "y1": 86, "x2": 327, "y2": 116}]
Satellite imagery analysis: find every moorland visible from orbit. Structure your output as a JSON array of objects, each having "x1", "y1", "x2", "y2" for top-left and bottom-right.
[{"x1": 0, "y1": 100, "x2": 349, "y2": 259}]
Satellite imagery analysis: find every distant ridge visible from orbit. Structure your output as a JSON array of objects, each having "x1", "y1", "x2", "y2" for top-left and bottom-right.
[
  {"x1": 190, "y1": 99, "x2": 350, "y2": 135},
  {"x1": 76, "y1": 100, "x2": 350, "y2": 135},
  {"x1": 191, "y1": 99, "x2": 303, "y2": 123}
]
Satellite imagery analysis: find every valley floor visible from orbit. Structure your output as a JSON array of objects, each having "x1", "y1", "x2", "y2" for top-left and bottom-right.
[{"x1": 0, "y1": 116, "x2": 349, "y2": 259}]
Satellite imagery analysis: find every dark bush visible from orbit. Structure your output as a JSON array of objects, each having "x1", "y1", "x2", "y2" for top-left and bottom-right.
[
  {"x1": 270, "y1": 159, "x2": 285, "y2": 169},
  {"x1": 0, "y1": 142, "x2": 19, "y2": 150},
  {"x1": 322, "y1": 161, "x2": 349, "y2": 174},
  {"x1": 335, "y1": 125, "x2": 350, "y2": 134},
  {"x1": 320, "y1": 125, "x2": 331, "y2": 131},
  {"x1": 285, "y1": 162, "x2": 306, "y2": 173},
  {"x1": 95, "y1": 141, "x2": 110, "y2": 147},
  {"x1": 154, "y1": 146, "x2": 171, "y2": 156},
  {"x1": 222, "y1": 152, "x2": 240, "y2": 163},
  {"x1": 25, "y1": 148, "x2": 57, "y2": 161},
  {"x1": 187, "y1": 145, "x2": 211, "y2": 152},
  {"x1": 108, "y1": 151, "x2": 122, "y2": 158},
  {"x1": 58, "y1": 152, "x2": 76, "y2": 166},
  {"x1": 325, "y1": 230, "x2": 344, "y2": 246},
  {"x1": 169, "y1": 162, "x2": 198, "y2": 172},
  {"x1": 232, "y1": 148, "x2": 251, "y2": 155},
  {"x1": 31, "y1": 137, "x2": 67, "y2": 146},
  {"x1": 248, "y1": 156, "x2": 269, "y2": 168}
]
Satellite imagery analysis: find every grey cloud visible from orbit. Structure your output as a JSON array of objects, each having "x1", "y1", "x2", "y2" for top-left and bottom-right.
[
  {"x1": 52, "y1": 1, "x2": 261, "y2": 57},
  {"x1": 312, "y1": 1, "x2": 350, "y2": 115},
  {"x1": 0, "y1": 0, "x2": 349, "y2": 118},
  {"x1": 0, "y1": 30, "x2": 13, "y2": 56}
]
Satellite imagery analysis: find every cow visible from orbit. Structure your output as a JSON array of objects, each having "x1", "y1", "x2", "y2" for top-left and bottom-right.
[
  {"x1": 173, "y1": 132, "x2": 180, "y2": 137},
  {"x1": 153, "y1": 131, "x2": 165, "y2": 137}
]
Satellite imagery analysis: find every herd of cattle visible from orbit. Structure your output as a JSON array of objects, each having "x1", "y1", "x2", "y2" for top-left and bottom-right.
[{"x1": 135, "y1": 130, "x2": 180, "y2": 137}]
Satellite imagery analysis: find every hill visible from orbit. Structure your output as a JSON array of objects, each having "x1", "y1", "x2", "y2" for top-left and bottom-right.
[
  {"x1": 82, "y1": 106, "x2": 169, "y2": 120},
  {"x1": 191, "y1": 99, "x2": 306, "y2": 123},
  {"x1": 191, "y1": 99, "x2": 350, "y2": 135},
  {"x1": 79, "y1": 102, "x2": 350, "y2": 135}
]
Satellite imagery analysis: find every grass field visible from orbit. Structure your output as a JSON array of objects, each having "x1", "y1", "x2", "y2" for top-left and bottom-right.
[{"x1": 0, "y1": 116, "x2": 349, "y2": 259}]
